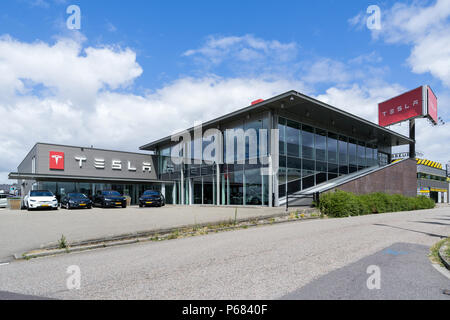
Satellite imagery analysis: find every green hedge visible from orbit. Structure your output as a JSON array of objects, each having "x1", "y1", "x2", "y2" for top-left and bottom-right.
[{"x1": 318, "y1": 190, "x2": 435, "y2": 217}]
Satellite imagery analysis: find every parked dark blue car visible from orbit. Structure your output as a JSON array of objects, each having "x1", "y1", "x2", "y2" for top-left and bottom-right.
[
  {"x1": 93, "y1": 190, "x2": 127, "y2": 208},
  {"x1": 139, "y1": 190, "x2": 165, "y2": 207},
  {"x1": 60, "y1": 193, "x2": 92, "y2": 210}
]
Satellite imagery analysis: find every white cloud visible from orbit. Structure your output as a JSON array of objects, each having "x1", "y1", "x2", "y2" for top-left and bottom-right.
[
  {"x1": 0, "y1": 35, "x2": 142, "y2": 104},
  {"x1": 0, "y1": 34, "x2": 305, "y2": 183},
  {"x1": 302, "y1": 58, "x2": 353, "y2": 85},
  {"x1": 184, "y1": 34, "x2": 388, "y2": 86},
  {"x1": 364, "y1": 0, "x2": 450, "y2": 87},
  {"x1": 183, "y1": 34, "x2": 298, "y2": 74}
]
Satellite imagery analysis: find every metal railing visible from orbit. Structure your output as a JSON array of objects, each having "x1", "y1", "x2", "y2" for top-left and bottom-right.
[{"x1": 285, "y1": 192, "x2": 319, "y2": 212}]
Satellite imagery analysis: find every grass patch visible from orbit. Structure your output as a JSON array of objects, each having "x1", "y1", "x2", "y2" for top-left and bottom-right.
[
  {"x1": 429, "y1": 238, "x2": 448, "y2": 266},
  {"x1": 167, "y1": 229, "x2": 180, "y2": 240}
]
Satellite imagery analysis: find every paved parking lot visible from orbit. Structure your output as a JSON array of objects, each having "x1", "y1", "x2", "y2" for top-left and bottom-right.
[{"x1": 0, "y1": 205, "x2": 285, "y2": 262}]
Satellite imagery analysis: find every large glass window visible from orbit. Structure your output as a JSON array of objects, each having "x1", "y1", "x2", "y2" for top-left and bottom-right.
[
  {"x1": 277, "y1": 116, "x2": 381, "y2": 198},
  {"x1": 193, "y1": 176, "x2": 202, "y2": 204},
  {"x1": 327, "y1": 133, "x2": 338, "y2": 164},
  {"x1": 245, "y1": 168, "x2": 263, "y2": 205},
  {"x1": 357, "y1": 141, "x2": 366, "y2": 169},
  {"x1": 348, "y1": 138, "x2": 357, "y2": 173},
  {"x1": 160, "y1": 147, "x2": 171, "y2": 157},
  {"x1": 315, "y1": 129, "x2": 327, "y2": 161},
  {"x1": 302, "y1": 125, "x2": 315, "y2": 160},
  {"x1": 278, "y1": 118, "x2": 286, "y2": 156},
  {"x1": 224, "y1": 123, "x2": 245, "y2": 163},
  {"x1": 228, "y1": 170, "x2": 244, "y2": 205},
  {"x1": 244, "y1": 119, "x2": 262, "y2": 160},
  {"x1": 338, "y1": 136, "x2": 348, "y2": 175},
  {"x1": 302, "y1": 159, "x2": 315, "y2": 189},
  {"x1": 286, "y1": 120, "x2": 301, "y2": 158}
]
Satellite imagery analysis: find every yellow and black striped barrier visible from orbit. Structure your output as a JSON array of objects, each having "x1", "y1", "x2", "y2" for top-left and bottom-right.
[
  {"x1": 416, "y1": 158, "x2": 443, "y2": 170},
  {"x1": 390, "y1": 158, "x2": 444, "y2": 170}
]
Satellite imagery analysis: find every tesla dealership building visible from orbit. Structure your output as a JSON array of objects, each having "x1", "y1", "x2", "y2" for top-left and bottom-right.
[{"x1": 10, "y1": 90, "x2": 424, "y2": 206}]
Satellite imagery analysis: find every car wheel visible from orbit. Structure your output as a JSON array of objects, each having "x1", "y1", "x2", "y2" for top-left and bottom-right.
[
  {"x1": 122, "y1": 204, "x2": 127, "y2": 208},
  {"x1": 87, "y1": 205, "x2": 92, "y2": 209}
]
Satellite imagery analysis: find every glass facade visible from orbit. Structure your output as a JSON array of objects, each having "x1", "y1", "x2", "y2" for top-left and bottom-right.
[
  {"x1": 155, "y1": 114, "x2": 383, "y2": 206},
  {"x1": 278, "y1": 117, "x2": 379, "y2": 198},
  {"x1": 157, "y1": 115, "x2": 270, "y2": 206}
]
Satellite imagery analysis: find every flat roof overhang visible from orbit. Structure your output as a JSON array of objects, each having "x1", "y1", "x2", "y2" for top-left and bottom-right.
[
  {"x1": 140, "y1": 90, "x2": 413, "y2": 151},
  {"x1": 8, "y1": 173, "x2": 173, "y2": 184}
]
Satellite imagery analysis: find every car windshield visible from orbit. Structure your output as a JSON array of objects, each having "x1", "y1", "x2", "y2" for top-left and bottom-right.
[
  {"x1": 30, "y1": 191, "x2": 53, "y2": 197},
  {"x1": 102, "y1": 191, "x2": 121, "y2": 196},
  {"x1": 143, "y1": 191, "x2": 159, "y2": 196},
  {"x1": 67, "y1": 193, "x2": 87, "y2": 199}
]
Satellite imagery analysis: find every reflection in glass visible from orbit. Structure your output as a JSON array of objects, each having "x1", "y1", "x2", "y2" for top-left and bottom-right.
[
  {"x1": 327, "y1": 133, "x2": 338, "y2": 164},
  {"x1": 245, "y1": 169, "x2": 263, "y2": 205},
  {"x1": 357, "y1": 141, "x2": 366, "y2": 169},
  {"x1": 302, "y1": 125, "x2": 315, "y2": 160},
  {"x1": 279, "y1": 118, "x2": 286, "y2": 156},
  {"x1": 286, "y1": 120, "x2": 301, "y2": 158},
  {"x1": 315, "y1": 129, "x2": 327, "y2": 161}
]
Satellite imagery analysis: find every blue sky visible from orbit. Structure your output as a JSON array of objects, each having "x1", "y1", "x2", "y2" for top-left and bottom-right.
[
  {"x1": 1, "y1": 0, "x2": 439, "y2": 90},
  {"x1": 0, "y1": 0, "x2": 449, "y2": 182}
]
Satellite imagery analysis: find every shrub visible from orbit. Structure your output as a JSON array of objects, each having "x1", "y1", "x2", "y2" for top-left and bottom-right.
[
  {"x1": 319, "y1": 190, "x2": 435, "y2": 217},
  {"x1": 319, "y1": 190, "x2": 358, "y2": 217}
]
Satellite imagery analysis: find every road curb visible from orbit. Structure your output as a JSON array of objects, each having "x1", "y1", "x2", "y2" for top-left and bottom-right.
[
  {"x1": 438, "y1": 242, "x2": 450, "y2": 270},
  {"x1": 15, "y1": 208, "x2": 321, "y2": 260}
]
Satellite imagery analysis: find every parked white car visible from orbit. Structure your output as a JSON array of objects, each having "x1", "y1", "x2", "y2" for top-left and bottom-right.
[
  {"x1": 23, "y1": 190, "x2": 58, "y2": 211},
  {"x1": 0, "y1": 194, "x2": 8, "y2": 208}
]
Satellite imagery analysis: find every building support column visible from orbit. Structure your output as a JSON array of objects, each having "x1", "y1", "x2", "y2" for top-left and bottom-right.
[
  {"x1": 216, "y1": 163, "x2": 220, "y2": 205},
  {"x1": 180, "y1": 167, "x2": 184, "y2": 205},
  {"x1": 172, "y1": 182, "x2": 177, "y2": 205},
  {"x1": 268, "y1": 156, "x2": 273, "y2": 207},
  {"x1": 409, "y1": 118, "x2": 415, "y2": 158},
  {"x1": 189, "y1": 178, "x2": 193, "y2": 205}
]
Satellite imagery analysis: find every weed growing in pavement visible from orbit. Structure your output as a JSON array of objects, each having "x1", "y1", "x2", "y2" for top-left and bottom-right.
[
  {"x1": 167, "y1": 229, "x2": 180, "y2": 240},
  {"x1": 58, "y1": 234, "x2": 68, "y2": 249}
]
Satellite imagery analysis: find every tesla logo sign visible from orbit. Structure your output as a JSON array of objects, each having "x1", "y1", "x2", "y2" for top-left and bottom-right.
[
  {"x1": 378, "y1": 85, "x2": 438, "y2": 127},
  {"x1": 378, "y1": 86, "x2": 424, "y2": 127},
  {"x1": 49, "y1": 151, "x2": 65, "y2": 170},
  {"x1": 74, "y1": 156, "x2": 152, "y2": 172}
]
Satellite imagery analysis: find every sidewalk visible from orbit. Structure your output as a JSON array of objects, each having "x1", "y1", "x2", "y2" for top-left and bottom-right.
[{"x1": 0, "y1": 205, "x2": 286, "y2": 262}]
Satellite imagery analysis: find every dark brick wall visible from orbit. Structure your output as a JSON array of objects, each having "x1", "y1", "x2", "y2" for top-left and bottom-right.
[{"x1": 329, "y1": 159, "x2": 417, "y2": 197}]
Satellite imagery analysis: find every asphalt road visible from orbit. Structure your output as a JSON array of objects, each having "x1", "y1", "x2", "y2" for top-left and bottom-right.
[
  {"x1": 0, "y1": 206, "x2": 449, "y2": 300},
  {"x1": 0, "y1": 205, "x2": 285, "y2": 262}
]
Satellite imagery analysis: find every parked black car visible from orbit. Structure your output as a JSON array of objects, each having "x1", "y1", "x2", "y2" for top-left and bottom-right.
[
  {"x1": 139, "y1": 190, "x2": 165, "y2": 207},
  {"x1": 60, "y1": 193, "x2": 92, "y2": 209},
  {"x1": 93, "y1": 190, "x2": 127, "y2": 208}
]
